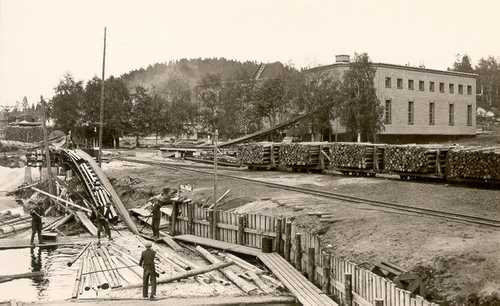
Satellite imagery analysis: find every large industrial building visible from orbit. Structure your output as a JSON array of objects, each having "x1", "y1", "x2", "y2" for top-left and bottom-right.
[{"x1": 307, "y1": 55, "x2": 478, "y2": 143}]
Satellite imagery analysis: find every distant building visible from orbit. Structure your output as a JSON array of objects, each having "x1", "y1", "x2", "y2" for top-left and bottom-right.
[{"x1": 307, "y1": 56, "x2": 478, "y2": 143}]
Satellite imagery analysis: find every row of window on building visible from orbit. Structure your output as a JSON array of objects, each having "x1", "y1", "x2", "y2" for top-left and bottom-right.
[
  {"x1": 384, "y1": 77, "x2": 473, "y2": 95},
  {"x1": 384, "y1": 100, "x2": 473, "y2": 127}
]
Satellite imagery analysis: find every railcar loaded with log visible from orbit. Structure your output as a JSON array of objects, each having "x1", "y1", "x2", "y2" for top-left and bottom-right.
[{"x1": 237, "y1": 142, "x2": 500, "y2": 185}]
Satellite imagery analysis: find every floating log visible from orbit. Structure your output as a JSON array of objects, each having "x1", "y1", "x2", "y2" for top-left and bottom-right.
[{"x1": 0, "y1": 271, "x2": 43, "y2": 284}]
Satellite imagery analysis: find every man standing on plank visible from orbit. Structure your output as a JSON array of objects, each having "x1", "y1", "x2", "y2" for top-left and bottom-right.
[
  {"x1": 30, "y1": 199, "x2": 45, "y2": 245},
  {"x1": 139, "y1": 241, "x2": 157, "y2": 300},
  {"x1": 94, "y1": 202, "x2": 112, "y2": 245}
]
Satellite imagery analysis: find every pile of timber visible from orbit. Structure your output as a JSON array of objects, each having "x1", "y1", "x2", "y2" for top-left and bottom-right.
[
  {"x1": 73, "y1": 242, "x2": 129, "y2": 298},
  {"x1": 238, "y1": 142, "x2": 277, "y2": 166},
  {"x1": 383, "y1": 145, "x2": 448, "y2": 174},
  {"x1": 329, "y1": 142, "x2": 382, "y2": 170},
  {"x1": 447, "y1": 146, "x2": 500, "y2": 181},
  {"x1": 279, "y1": 142, "x2": 325, "y2": 167}
]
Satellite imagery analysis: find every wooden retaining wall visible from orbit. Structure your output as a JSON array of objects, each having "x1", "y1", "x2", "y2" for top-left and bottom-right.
[{"x1": 173, "y1": 201, "x2": 437, "y2": 306}]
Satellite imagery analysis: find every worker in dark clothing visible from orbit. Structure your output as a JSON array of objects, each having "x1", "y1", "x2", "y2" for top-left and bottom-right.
[
  {"x1": 139, "y1": 241, "x2": 157, "y2": 300},
  {"x1": 151, "y1": 187, "x2": 176, "y2": 239},
  {"x1": 30, "y1": 202, "x2": 44, "y2": 245},
  {"x1": 94, "y1": 202, "x2": 112, "y2": 244}
]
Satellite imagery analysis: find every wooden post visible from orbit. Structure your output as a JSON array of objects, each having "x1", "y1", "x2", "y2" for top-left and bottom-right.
[
  {"x1": 294, "y1": 233, "x2": 302, "y2": 271},
  {"x1": 171, "y1": 200, "x2": 178, "y2": 235},
  {"x1": 208, "y1": 209, "x2": 214, "y2": 239},
  {"x1": 284, "y1": 221, "x2": 292, "y2": 261},
  {"x1": 345, "y1": 273, "x2": 353, "y2": 306},
  {"x1": 213, "y1": 210, "x2": 219, "y2": 240},
  {"x1": 40, "y1": 96, "x2": 53, "y2": 195},
  {"x1": 375, "y1": 299, "x2": 384, "y2": 306},
  {"x1": 322, "y1": 252, "x2": 331, "y2": 295},
  {"x1": 187, "y1": 202, "x2": 194, "y2": 235},
  {"x1": 237, "y1": 215, "x2": 245, "y2": 245},
  {"x1": 307, "y1": 247, "x2": 315, "y2": 282},
  {"x1": 98, "y1": 27, "x2": 107, "y2": 167},
  {"x1": 275, "y1": 218, "x2": 282, "y2": 254}
]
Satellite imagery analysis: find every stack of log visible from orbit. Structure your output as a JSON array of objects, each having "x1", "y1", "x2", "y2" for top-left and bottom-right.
[
  {"x1": 279, "y1": 143, "x2": 323, "y2": 167},
  {"x1": 384, "y1": 145, "x2": 445, "y2": 174},
  {"x1": 329, "y1": 143, "x2": 380, "y2": 169},
  {"x1": 447, "y1": 146, "x2": 500, "y2": 181},
  {"x1": 238, "y1": 143, "x2": 274, "y2": 165},
  {"x1": 4, "y1": 126, "x2": 43, "y2": 143}
]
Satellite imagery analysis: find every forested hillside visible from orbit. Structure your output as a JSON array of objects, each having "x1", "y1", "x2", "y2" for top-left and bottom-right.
[{"x1": 121, "y1": 58, "x2": 264, "y2": 92}]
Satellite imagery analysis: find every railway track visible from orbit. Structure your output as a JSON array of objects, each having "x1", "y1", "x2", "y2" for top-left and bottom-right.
[{"x1": 118, "y1": 157, "x2": 500, "y2": 229}]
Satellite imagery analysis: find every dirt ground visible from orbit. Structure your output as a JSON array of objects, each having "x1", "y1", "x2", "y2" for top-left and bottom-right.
[{"x1": 104, "y1": 156, "x2": 500, "y2": 306}]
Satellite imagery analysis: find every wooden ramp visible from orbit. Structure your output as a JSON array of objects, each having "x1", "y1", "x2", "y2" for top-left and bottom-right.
[
  {"x1": 75, "y1": 211, "x2": 97, "y2": 236},
  {"x1": 173, "y1": 234, "x2": 261, "y2": 256},
  {"x1": 258, "y1": 252, "x2": 337, "y2": 306},
  {"x1": 75, "y1": 149, "x2": 139, "y2": 234}
]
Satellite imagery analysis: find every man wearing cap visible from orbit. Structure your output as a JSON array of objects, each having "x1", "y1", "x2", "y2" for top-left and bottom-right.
[
  {"x1": 139, "y1": 241, "x2": 157, "y2": 300},
  {"x1": 94, "y1": 202, "x2": 113, "y2": 245},
  {"x1": 151, "y1": 188, "x2": 176, "y2": 239},
  {"x1": 30, "y1": 201, "x2": 45, "y2": 245}
]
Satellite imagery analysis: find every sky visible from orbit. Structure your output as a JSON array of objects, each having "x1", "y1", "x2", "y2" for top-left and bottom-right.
[{"x1": 0, "y1": 0, "x2": 499, "y2": 106}]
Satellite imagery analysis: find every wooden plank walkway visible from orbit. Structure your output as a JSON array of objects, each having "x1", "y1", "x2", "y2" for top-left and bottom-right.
[
  {"x1": 258, "y1": 252, "x2": 337, "y2": 306},
  {"x1": 173, "y1": 234, "x2": 262, "y2": 256}
]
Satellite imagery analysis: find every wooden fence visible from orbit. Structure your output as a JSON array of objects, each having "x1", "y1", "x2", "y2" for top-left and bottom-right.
[{"x1": 172, "y1": 201, "x2": 437, "y2": 306}]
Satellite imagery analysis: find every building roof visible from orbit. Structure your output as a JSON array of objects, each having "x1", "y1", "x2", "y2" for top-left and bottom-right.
[{"x1": 305, "y1": 62, "x2": 478, "y2": 79}]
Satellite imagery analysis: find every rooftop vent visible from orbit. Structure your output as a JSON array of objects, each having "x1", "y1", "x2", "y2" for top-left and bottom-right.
[{"x1": 335, "y1": 55, "x2": 350, "y2": 63}]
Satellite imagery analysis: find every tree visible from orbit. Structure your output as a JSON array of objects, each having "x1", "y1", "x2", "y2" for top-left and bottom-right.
[
  {"x1": 451, "y1": 54, "x2": 475, "y2": 73},
  {"x1": 49, "y1": 73, "x2": 85, "y2": 134},
  {"x1": 83, "y1": 76, "x2": 132, "y2": 147},
  {"x1": 475, "y1": 56, "x2": 500, "y2": 108},
  {"x1": 253, "y1": 78, "x2": 287, "y2": 128},
  {"x1": 339, "y1": 53, "x2": 383, "y2": 142},
  {"x1": 196, "y1": 74, "x2": 223, "y2": 135},
  {"x1": 22, "y1": 96, "x2": 29, "y2": 112},
  {"x1": 299, "y1": 72, "x2": 341, "y2": 141},
  {"x1": 130, "y1": 86, "x2": 153, "y2": 145},
  {"x1": 163, "y1": 78, "x2": 196, "y2": 137}
]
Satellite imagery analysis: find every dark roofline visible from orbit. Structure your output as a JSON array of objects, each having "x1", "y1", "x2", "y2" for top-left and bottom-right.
[{"x1": 305, "y1": 62, "x2": 478, "y2": 79}]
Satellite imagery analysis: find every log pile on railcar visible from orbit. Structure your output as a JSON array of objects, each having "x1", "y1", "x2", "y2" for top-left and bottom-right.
[
  {"x1": 237, "y1": 141, "x2": 499, "y2": 185},
  {"x1": 447, "y1": 146, "x2": 500, "y2": 181},
  {"x1": 329, "y1": 143, "x2": 382, "y2": 170},
  {"x1": 383, "y1": 145, "x2": 447, "y2": 175},
  {"x1": 238, "y1": 143, "x2": 275, "y2": 165},
  {"x1": 278, "y1": 142, "x2": 326, "y2": 169}
]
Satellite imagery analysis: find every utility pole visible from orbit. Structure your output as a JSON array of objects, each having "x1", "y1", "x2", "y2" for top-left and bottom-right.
[
  {"x1": 213, "y1": 128, "x2": 218, "y2": 206},
  {"x1": 40, "y1": 96, "x2": 54, "y2": 194},
  {"x1": 98, "y1": 26, "x2": 107, "y2": 167}
]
